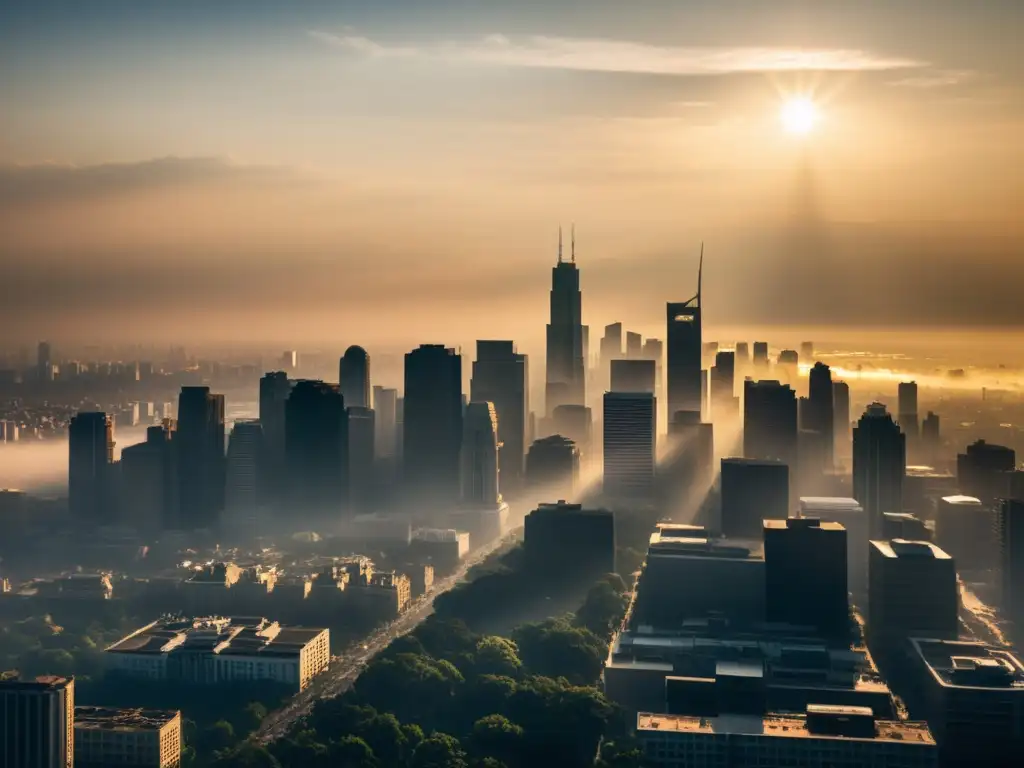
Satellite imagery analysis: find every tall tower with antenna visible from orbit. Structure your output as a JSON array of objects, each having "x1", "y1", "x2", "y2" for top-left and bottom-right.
[
  {"x1": 666, "y1": 244, "x2": 705, "y2": 419},
  {"x1": 545, "y1": 226, "x2": 585, "y2": 414}
]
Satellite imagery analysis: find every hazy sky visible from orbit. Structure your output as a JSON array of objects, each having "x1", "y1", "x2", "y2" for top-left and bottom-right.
[{"x1": 2, "y1": 1, "x2": 1023, "y2": 347}]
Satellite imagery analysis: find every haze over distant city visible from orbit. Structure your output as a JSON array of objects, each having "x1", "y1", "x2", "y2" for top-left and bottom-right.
[{"x1": 2, "y1": 0, "x2": 1023, "y2": 344}]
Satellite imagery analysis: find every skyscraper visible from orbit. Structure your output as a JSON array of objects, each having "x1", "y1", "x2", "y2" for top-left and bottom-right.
[
  {"x1": 404, "y1": 344, "x2": 463, "y2": 507},
  {"x1": 372, "y1": 385, "x2": 399, "y2": 458},
  {"x1": 832, "y1": 380, "x2": 851, "y2": 462},
  {"x1": 0, "y1": 675, "x2": 75, "y2": 768},
  {"x1": 120, "y1": 421, "x2": 177, "y2": 533},
  {"x1": 175, "y1": 386, "x2": 225, "y2": 531},
  {"x1": 804, "y1": 362, "x2": 835, "y2": 470},
  {"x1": 461, "y1": 402, "x2": 500, "y2": 506},
  {"x1": 339, "y1": 345, "x2": 371, "y2": 410},
  {"x1": 957, "y1": 439, "x2": 1016, "y2": 504},
  {"x1": 995, "y1": 499, "x2": 1024, "y2": 640},
  {"x1": 68, "y1": 412, "x2": 114, "y2": 525},
  {"x1": 666, "y1": 248, "x2": 703, "y2": 419},
  {"x1": 897, "y1": 381, "x2": 919, "y2": 440},
  {"x1": 285, "y1": 380, "x2": 348, "y2": 522},
  {"x1": 470, "y1": 341, "x2": 529, "y2": 494},
  {"x1": 626, "y1": 331, "x2": 643, "y2": 359},
  {"x1": 721, "y1": 458, "x2": 789, "y2": 537},
  {"x1": 743, "y1": 380, "x2": 799, "y2": 471},
  {"x1": 225, "y1": 420, "x2": 264, "y2": 534},
  {"x1": 601, "y1": 322, "x2": 623, "y2": 363},
  {"x1": 603, "y1": 391, "x2": 656, "y2": 499},
  {"x1": 610, "y1": 359, "x2": 656, "y2": 394},
  {"x1": 853, "y1": 403, "x2": 906, "y2": 537},
  {"x1": 258, "y1": 372, "x2": 292, "y2": 502},
  {"x1": 347, "y1": 405, "x2": 376, "y2": 514},
  {"x1": 752, "y1": 341, "x2": 769, "y2": 369},
  {"x1": 709, "y1": 350, "x2": 736, "y2": 420},
  {"x1": 37, "y1": 340, "x2": 53, "y2": 383},
  {"x1": 545, "y1": 228, "x2": 585, "y2": 413},
  {"x1": 525, "y1": 435, "x2": 580, "y2": 497}
]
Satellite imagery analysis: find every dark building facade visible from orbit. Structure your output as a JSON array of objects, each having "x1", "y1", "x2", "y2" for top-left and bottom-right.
[
  {"x1": 285, "y1": 380, "x2": 349, "y2": 523},
  {"x1": 853, "y1": 403, "x2": 906, "y2": 537},
  {"x1": 545, "y1": 233, "x2": 585, "y2": 413},
  {"x1": 403, "y1": 345, "x2": 463, "y2": 508},
  {"x1": 833, "y1": 380, "x2": 851, "y2": 462},
  {"x1": 339, "y1": 345, "x2": 371, "y2": 410},
  {"x1": 720, "y1": 458, "x2": 790, "y2": 537},
  {"x1": 603, "y1": 392, "x2": 656, "y2": 500},
  {"x1": 524, "y1": 501, "x2": 615, "y2": 586},
  {"x1": 709, "y1": 350, "x2": 736, "y2": 419},
  {"x1": 804, "y1": 362, "x2": 835, "y2": 470},
  {"x1": 995, "y1": 499, "x2": 1024, "y2": 641},
  {"x1": 68, "y1": 412, "x2": 114, "y2": 526},
  {"x1": 471, "y1": 340, "x2": 529, "y2": 494},
  {"x1": 610, "y1": 359, "x2": 656, "y2": 394},
  {"x1": 897, "y1": 381, "x2": 919, "y2": 440},
  {"x1": 175, "y1": 386, "x2": 225, "y2": 531},
  {"x1": 666, "y1": 254, "x2": 703, "y2": 418},
  {"x1": 347, "y1": 405, "x2": 376, "y2": 514},
  {"x1": 957, "y1": 439, "x2": 1016, "y2": 504},
  {"x1": 258, "y1": 371, "x2": 292, "y2": 502},
  {"x1": 120, "y1": 422, "x2": 177, "y2": 532},
  {"x1": 0, "y1": 675, "x2": 75, "y2": 768},
  {"x1": 743, "y1": 380, "x2": 799, "y2": 472},
  {"x1": 764, "y1": 517, "x2": 848, "y2": 637},
  {"x1": 525, "y1": 435, "x2": 580, "y2": 497}
]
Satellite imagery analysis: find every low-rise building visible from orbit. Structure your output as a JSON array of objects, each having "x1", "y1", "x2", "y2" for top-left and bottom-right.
[
  {"x1": 74, "y1": 706, "x2": 181, "y2": 768},
  {"x1": 105, "y1": 616, "x2": 329, "y2": 691},
  {"x1": 0, "y1": 675, "x2": 75, "y2": 768}
]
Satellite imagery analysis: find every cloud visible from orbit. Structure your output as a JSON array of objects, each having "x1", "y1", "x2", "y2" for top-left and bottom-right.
[
  {"x1": 888, "y1": 69, "x2": 974, "y2": 88},
  {"x1": 310, "y1": 31, "x2": 926, "y2": 77},
  {"x1": 0, "y1": 157, "x2": 293, "y2": 207}
]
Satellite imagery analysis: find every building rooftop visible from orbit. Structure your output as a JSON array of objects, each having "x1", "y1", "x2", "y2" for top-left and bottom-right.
[
  {"x1": 799, "y1": 497, "x2": 863, "y2": 513},
  {"x1": 638, "y1": 711, "x2": 934, "y2": 745},
  {"x1": 106, "y1": 616, "x2": 325, "y2": 659},
  {"x1": 940, "y1": 495, "x2": 983, "y2": 506},
  {"x1": 871, "y1": 539, "x2": 951, "y2": 560},
  {"x1": 74, "y1": 707, "x2": 179, "y2": 732},
  {"x1": 764, "y1": 518, "x2": 845, "y2": 533},
  {"x1": 648, "y1": 532, "x2": 764, "y2": 560},
  {"x1": 722, "y1": 457, "x2": 787, "y2": 469},
  {"x1": 532, "y1": 500, "x2": 612, "y2": 517},
  {"x1": 0, "y1": 675, "x2": 73, "y2": 691},
  {"x1": 910, "y1": 638, "x2": 1024, "y2": 691}
]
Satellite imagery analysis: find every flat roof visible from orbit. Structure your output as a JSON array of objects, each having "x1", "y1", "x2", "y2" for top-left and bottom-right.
[
  {"x1": 941, "y1": 495, "x2": 983, "y2": 506},
  {"x1": 799, "y1": 497, "x2": 862, "y2": 512},
  {"x1": 637, "y1": 713, "x2": 934, "y2": 745},
  {"x1": 106, "y1": 617, "x2": 325, "y2": 658},
  {"x1": 0, "y1": 675, "x2": 73, "y2": 691},
  {"x1": 871, "y1": 539, "x2": 951, "y2": 560},
  {"x1": 75, "y1": 707, "x2": 179, "y2": 732},
  {"x1": 763, "y1": 518, "x2": 845, "y2": 532},
  {"x1": 910, "y1": 638, "x2": 1024, "y2": 691}
]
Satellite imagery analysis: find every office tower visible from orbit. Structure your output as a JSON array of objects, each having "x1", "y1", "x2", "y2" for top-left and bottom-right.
[
  {"x1": 610, "y1": 359, "x2": 656, "y2": 394},
  {"x1": 709, "y1": 351, "x2": 736, "y2": 419},
  {"x1": 339, "y1": 345, "x2": 371, "y2": 410},
  {"x1": 68, "y1": 412, "x2": 115, "y2": 525},
  {"x1": 175, "y1": 387, "x2": 225, "y2": 531},
  {"x1": 625, "y1": 331, "x2": 643, "y2": 359},
  {"x1": 601, "y1": 322, "x2": 623, "y2": 365},
  {"x1": 285, "y1": 380, "x2": 348, "y2": 521},
  {"x1": 897, "y1": 381, "x2": 919, "y2": 441},
  {"x1": 853, "y1": 403, "x2": 906, "y2": 537},
  {"x1": 470, "y1": 341, "x2": 529, "y2": 494},
  {"x1": 225, "y1": 420, "x2": 264, "y2": 532},
  {"x1": 995, "y1": 499, "x2": 1024, "y2": 640},
  {"x1": 752, "y1": 341, "x2": 769, "y2": 367},
  {"x1": 832, "y1": 380, "x2": 851, "y2": 462},
  {"x1": 777, "y1": 349, "x2": 799, "y2": 382},
  {"x1": 701, "y1": 341, "x2": 719, "y2": 366},
  {"x1": 934, "y1": 495, "x2": 992, "y2": 574},
  {"x1": 603, "y1": 392, "x2": 656, "y2": 499},
  {"x1": 404, "y1": 345, "x2": 463, "y2": 507},
  {"x1": 957, "y1": 439, "x2": 1016, "y2": 504},
  {"x1": 735, "y1": 342, "x2": 750, "y2": 363},
  {"x1": 800, "y1": 340, "x2": 814, "y2": 362},
  {"x1": 545, "y1": 228, "x2": 585, "y2": 413},
  {"x1": 721, "y1": 458, "x2": 789, "y2": 537},
  {"x1": 665, "y1": 411, "x2": 715, "y2": 500},
  {"x1": 347, "y1": 406, "x2": 375, "y2": 513},
  {"x1": 882, "y1": 512, "x2": 931, "y2": 542},
  {"x1": 743, "y1": 380, "x2": 798, "y2": 471},
  {"x1": 37, "y1": 340, "x2": 53, "y2": 382},
  {"x1": 921, "y1": 411, "x2": 940, "y2": 460},
  {"x1": 258, "y1": 371, "x2": 291, "y2": 501},
  {"x1": 641, "y1": 338, "x2": 664, "y2": 395},
  {"x1": 551, "y1": 405, "x2": 592, "y2": 458},
  {"x1": 803, "y1": 362, "x2": 835, "y2": 470},
  {"x1": 120, "y1": 422, "x2": 177, "y2": 533},
  {"x1": 525, "y1": 435, "x2": 580, "y2": 497},
  {"x1": 524, "y1": 501, "x2": 615, "y2": 586},
  {"x1": 280, "y1": 350, "x2": 298, "y2": 371},
  {"x1": 764, "y1": 517, "x2": 848, "y2": 637},
  {"x1": 867, "y1": 539, "x2": 958, "y2": 648},
  {"x1": 372, "y1": 386, "x2": 398, "y2": 458},
  {"x1": 460, "y1": 402, "x2": 500, "y2": 506},
  {"x1": 800, "y1": 497, "x2": 868, "y2": 597},
  {"x1": 0, "y1": 675, "x2": 75, "y2": 768},
  {"x1": 666, "y1": 249, "x2": 703, "y2": 419}
]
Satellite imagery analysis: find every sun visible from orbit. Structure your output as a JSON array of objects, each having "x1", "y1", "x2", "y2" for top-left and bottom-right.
[{"x1": 780, "y1": 97, "x2": 820, "y2": 136}]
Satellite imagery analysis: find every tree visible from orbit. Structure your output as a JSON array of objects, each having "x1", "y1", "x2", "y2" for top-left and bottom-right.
[
  {"x1": 411, "y1": 732, "x2": 468, "y2": 768},
  {"x1": 469, "y1": 715, "x2": 525, "y2": 767},
  {"x1": 473, "y1": 637, "x2": 521, "y2": 678},
  {"x1": 204, "y1": 720, "x2": 237, "y2": 752},
  {"x1": 574, "y1": 582, "x2": 629, "y2": 639},
  {"x1": 211, "y1": 743, "x2": 281, "y2": 768},
  {"x1": 242, "y1": 701, "x2": 268, "y2": 732},
  {"x1": 329, "y1": 735, "x2": 377, "y2": 768},
  {"x1": 359, "y1": 711, "x2": 407, "y2": 767},
  {"x1": 511, "y1": 619, "x2": 606, "y2": 684}
]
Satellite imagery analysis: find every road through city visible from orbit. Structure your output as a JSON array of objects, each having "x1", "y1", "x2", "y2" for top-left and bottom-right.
[{"x1": 253, "y1": 530, "x2": 519, "y2": 744}]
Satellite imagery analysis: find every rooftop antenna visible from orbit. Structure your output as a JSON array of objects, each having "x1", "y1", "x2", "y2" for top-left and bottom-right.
[
  {"x1": 558, "y1": 225, "x2": 563, "y2": 264},
  {"x1": 698, "y1": 241, "x2": 704, "y2": 301},
  {"x1": 571, "y1": 223, "x2": 576, "y2": 263}
]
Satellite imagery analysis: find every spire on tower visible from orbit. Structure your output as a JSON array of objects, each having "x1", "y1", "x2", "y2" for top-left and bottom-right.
[
  {"x1": 698, "y1": 241, "x2": 704, "y2": 301},
  {"x1": 571, "y1": 224, "x2": 576, "y2": 263},
  {"x1": 558, "y1": 226, "x2": 563, "y2": 264}
]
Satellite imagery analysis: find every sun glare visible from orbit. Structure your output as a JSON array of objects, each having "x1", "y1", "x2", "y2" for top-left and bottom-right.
[{"x1": 780, "y1": 97, "x2": 820, "y2": 136}]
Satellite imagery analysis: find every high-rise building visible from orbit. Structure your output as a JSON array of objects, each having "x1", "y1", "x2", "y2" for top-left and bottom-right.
[
  {"x1": 897, "y1": 381, "x2": 919, "y2": 440},
  {"x1": 957, "y1": 439, "x2": 1016, "y2": 504},
  {"x1": 721, "y1": 458, "x2": 789, "y2": 537},
  {"x1": 743, "y1": 380, "x2": 798, "y2": 471},
  {"x1": 610, "y1": 359, "x2": 656, "y2": 394},
  {"x1": 0, "y1": 675, "x2": 75, "y2": 768},
  {"x1": 600, "y1": 322, "x2": 623, "y2": 366},
  {"x1": 664, "y1": 412, "x2": 715, "y2": 511},
  {"x1": 37, "y1": 340, "x2": 53, "y2": 383},
  {"x1": 347, "y1": 406, "x2": 376, "y2": 513},
  {"x1": 800, "y1": 497, "x2": 869, "y2": 597},
  {"x1": 764, "y1": 517, "x2": 848, "y2": 637},
  {"x1": 120, "y1": 422, "x2": 177, "y2": 533},
  {"x1": 995, "y1": 499, "x2": 1024, "y2": 640},
  {"x1": 372, "y1": 386, "x2": 398, "y2": 459},
  {"x1": 175, "y1": 387, "x2": 225, "y2": 531},
  {"x1": 735, "y1": 342, "x2": 750, "y2": 363},
  {"x1": 667, "y1": 250, "x2": 703, "y2": 419},
  {"x1": 225, "y1": 420, "x2": 263, "y2": 534},
  {"x1": 545, "y1": 229, "x2": 585, "y2": 413},
  {"x1": 934, "y1": 495, "x2": 992, "y2": 574},
  {"x1": 833, "y1": 380, "x2": 851, "y2": 462},
  {"x1": 285, "y1": 380, "x2": 348, "y2": 521},
  {"x1": 709, "y1": 350, "x2": 736, "y2": 420},
  {"x1": 470, "y1": 341, "x2": 529, "y2": 494},
  {"x1": 853, "y1": 403, "x2": 906, "y2": 537},
  {"x1": 921, "y1": 411, "x2": 940, "y2": 459},
  {"x1": 804, "y1": 362, "x2": 835, "y2": 470},
  {"x1": 460, "y1": 402, "x2": 500, "y2": 506},
  {"x1": 404, "y1": 345, "x2": 463, "y2": 507},
  {"x1": 603, "y1": 392, "x2": 656, "y2": 499},
  {"x1": 524, "y1": 501, "x2": 615, "y2": 586},
  {"x1": 800, "y1": 340, "x2": 815, "y2": 362},
  {"x1": 68, "y1": 412, "x2": 114, "y2": 525},
  {"x1": 625, "y1": 331, "x2": 643, "y2": 359},
  {"x1": 258, "y1": 372, "x2": 291, "y2": 503},
  {"x1": 551, "y1": 404, "x2": 592, "y2": 458},
  {"x1": 339, "y1": 345, "x2": 371, "y2": 410},
  {"x1": 752, "y1": 341, "x2": 769, "y2": 368},
  {"x1": 525, "y1": 435, "x2": 580, "y2": 497}
]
